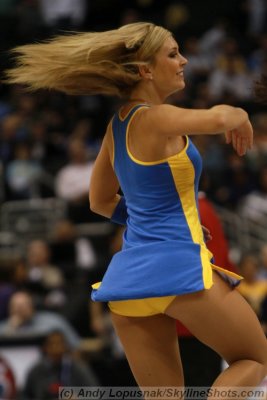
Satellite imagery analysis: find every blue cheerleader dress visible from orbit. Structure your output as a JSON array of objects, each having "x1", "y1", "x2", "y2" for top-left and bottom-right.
[{"x1": 91, "y1": 104, "x2": 242, "y2": 302}]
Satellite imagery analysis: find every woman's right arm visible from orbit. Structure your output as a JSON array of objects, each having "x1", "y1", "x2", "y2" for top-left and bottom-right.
[
  {"x1": 145, "y1": 104, "x2": 248, "y2": 135},
  {"x1": 139, "y1": 104, "x2": 253, "y2": 155}
]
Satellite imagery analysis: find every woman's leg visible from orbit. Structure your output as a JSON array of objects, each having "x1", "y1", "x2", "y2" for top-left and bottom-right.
[
  {"x1": 111, "y1": 312, "x2": 184, "y2": 389},
  {"x1": 164, "y1": 272, "x2": 267, "y2": 399}
]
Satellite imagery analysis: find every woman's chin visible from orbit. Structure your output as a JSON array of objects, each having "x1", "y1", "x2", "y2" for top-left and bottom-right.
[{"x1": 169, "y1": 83, "x2": 185, "y2": 96}]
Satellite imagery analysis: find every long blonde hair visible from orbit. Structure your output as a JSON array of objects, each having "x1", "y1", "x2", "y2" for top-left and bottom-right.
[{"x1": 5, "y1": 22, "x2": 171, "y2": 98}]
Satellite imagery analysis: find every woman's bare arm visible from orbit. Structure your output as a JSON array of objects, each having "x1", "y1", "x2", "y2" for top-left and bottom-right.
[
  {"x1": 137, "y1": 104, "x2": 252, "y2": 156},
  {"x1": 89, "y1": 127, "x2": 121, "y2": 218},
  {"x1": 142, "y1": 104, "x2": 248, "y2": 135}
]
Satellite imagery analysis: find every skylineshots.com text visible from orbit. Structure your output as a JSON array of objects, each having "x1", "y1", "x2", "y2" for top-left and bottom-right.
[{"x1": 58, "y1": 386, "x2": 266, "y2": 400}]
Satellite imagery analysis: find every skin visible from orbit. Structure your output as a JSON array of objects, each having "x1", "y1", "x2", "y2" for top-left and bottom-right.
[
  {"x1": 44, "y1": 332, "x2": 68, "y2": 363},
  {"x1": 8, "y1": 292, "x2": 34, "y2": 329},
  {"x1": 89, "y1": 36, "x2": 266, "y2": 399},
  {"x1": 89, "y1": 37, "x2": 253, "y2": 217}
]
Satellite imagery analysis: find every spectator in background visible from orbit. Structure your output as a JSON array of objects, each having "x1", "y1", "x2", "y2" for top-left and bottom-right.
[
  {"x1": 198, "y1": 191, "x2": 236, "y2": 272},
  {"x1": 8, "y1": 0, "x2": 42, "y2": 46},
  {"x1": 26, "y1": 239, "x2": 65, "y2": 310},
  {"x1": 28, "y1": 119, "x2": 47, "y2": 162},
  {"x1": 238, "y1": 254, "x2": 267, "y2": 317},
  {"x1": 207, "y1": 38, "x2": 253, "y2": 102},
  {"x1": 15, "y1": 92, "x2": 38, "y2": 121},
  {"x1": 0, "y1": 0, "x2": 18, "y2": 50},
  {"x1": 0, "y1": 265, "x2": 17, "y2": 322},
  {"x1": 22, "y1": 330, "x2": 98, "y2": 400},
  {"x1": 239, "y1": 165, "x2": 267, "y2": 222},
  {"x1": 55, "y1": 138, "x2": 96, "y2": 223},
  {"x1": 0, "y1": 291, "x2": 81, "y2": 350},
  {"x1": 183, "y1": 36, "x2": 211, "y2": 83},
  {"x1": 71, "y1": 117, "x2": 100, "y2": 158},
  {"x1": 0, "y1": 114, "x2": 24, "y2": 165},
  {"x1": 213, "y1": 152, "x2": 255, "y2": 209},
  {"x1": 0, "y1": 355, "x2": 16, "y2": 400},
  {"x1": 248, "y1": 34, "x2": 267, "y2": 76},
  {"x1": 254, "y1": 69, "x2": 267, "y2": 105},
  {"x1": 246, "y1": 0, "x2": 266, "y2": 37},
  {"x1": 258, "y1": 244, "x2": 267, "y2": 280},
  {"x1": 50, "y1": 219, "x2": 97, "y2": 281},
  {"x1": 38, "y1": 0, "x2": 87, "y2": 33},
  {"x1": 5, "y1": 142, "x2": 43, "y2": 200},
  {"x1": 198, "y1": 19, "x2": 227, "y2": 62},
  {"x1": 12, "y1": 248, "x2": 91, "y2": 340},
  {"x1": 0, "y1": 98, "x2": 12, "y2": 122},
  {"x1": 26, "y1": 117, "x2": 56, "y2": 197},
  {"x1": 248, "y1": 113, "x2": 267, "y2": 172}
]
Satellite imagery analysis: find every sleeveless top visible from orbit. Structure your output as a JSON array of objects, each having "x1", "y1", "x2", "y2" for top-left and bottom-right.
[{"x1": 91, "y1": 105, "x2": 242, "y2": 301}]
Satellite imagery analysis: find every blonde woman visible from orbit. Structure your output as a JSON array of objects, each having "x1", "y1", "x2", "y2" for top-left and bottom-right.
[{"x1": 6, "y1": 22, "x2": 267, "y2": 399}]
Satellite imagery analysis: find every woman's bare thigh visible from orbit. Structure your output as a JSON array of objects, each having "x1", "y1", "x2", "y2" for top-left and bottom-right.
[
  {"x1": 111, "y1": 312, "x2": 184, "y2": 387},
  {"x1": 164, "y1": 272, "x2": 267, "y2": 366}
]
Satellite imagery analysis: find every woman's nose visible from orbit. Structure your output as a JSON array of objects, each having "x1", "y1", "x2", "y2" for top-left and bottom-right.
[{"x1": 180, "y1": 55, "x2": 188, "y2": 65}]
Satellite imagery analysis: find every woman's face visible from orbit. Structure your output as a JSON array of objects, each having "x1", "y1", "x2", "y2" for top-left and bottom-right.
[{"x1": 151, "y1": 36, "x2": 188, "y2": 97}]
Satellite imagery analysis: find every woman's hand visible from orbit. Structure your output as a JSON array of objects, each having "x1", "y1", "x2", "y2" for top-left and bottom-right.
[
  {"x1": 202, "y1": 225, "x2": 212, "y2": 242},
  {"x1": 225, "y1": 120, "x2": 253, "y2": 156}
]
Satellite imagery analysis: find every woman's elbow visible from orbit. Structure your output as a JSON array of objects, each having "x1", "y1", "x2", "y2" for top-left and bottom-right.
[
  {"x1": 89, "y1": 189, "x2": 117, "y2": 218},
  {"x1": 89, "y1": 197, "x2": 108, "y2": 217},
  {"x1": 89, "y1": 202, "x2": 98, "y2": 214},
  {"x1": 89, "y1": 197, "x2": 100, "y2": 214},
  {"x1": 89, "y1": 192, "x2": 99, "y2": 214}
]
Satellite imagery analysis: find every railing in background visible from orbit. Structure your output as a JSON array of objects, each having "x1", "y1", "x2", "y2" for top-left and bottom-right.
[
  {"x1": 3, "y1": 196, "x2": 266, "y2": 265},
  {"x1": 0, "y1": 198, "x2": 67, "y2": 245},
  {"x1": 0, "y1": 198, "x2": 114, "y2": 263},
  {"x1": 216, "y1": 205, "x2": 267, "y2": 261}
]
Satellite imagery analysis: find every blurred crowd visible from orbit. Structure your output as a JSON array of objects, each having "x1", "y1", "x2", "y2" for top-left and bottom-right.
[
  {"x1": 0, "y1": 0, "x2": 267, "y2": 398},
  {"x1": 1, "y1": 0, "x2": 267, "y2": 212}
]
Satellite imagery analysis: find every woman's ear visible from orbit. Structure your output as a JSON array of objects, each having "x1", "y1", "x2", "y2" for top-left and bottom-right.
[{"x1": 138, "y1": 64, "x2": 153, "y2": 80}]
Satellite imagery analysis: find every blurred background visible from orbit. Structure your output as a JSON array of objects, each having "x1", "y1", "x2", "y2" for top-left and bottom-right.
[{"x1": 0, "y1": 0, "x2": 267, "y2": 398}]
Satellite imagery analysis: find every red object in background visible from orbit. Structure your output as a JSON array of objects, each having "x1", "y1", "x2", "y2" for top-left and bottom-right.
[
  {"x1": 0, "y1": 356, "x2": 16, "y2": 400},
  {"x1": 198, "y1": 192, "x2": 236, "y2": 273},
  {"x1": 176, "y1": 192, "x2": 237, "y2": 337},
  {"x1": 49, "y1": 382, "x2": 61, "y2": 395}
]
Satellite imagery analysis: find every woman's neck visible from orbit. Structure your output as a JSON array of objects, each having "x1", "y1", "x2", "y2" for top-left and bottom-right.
[{"x1": 129, "y1": 84, "x2": 165, "y2": 106}]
